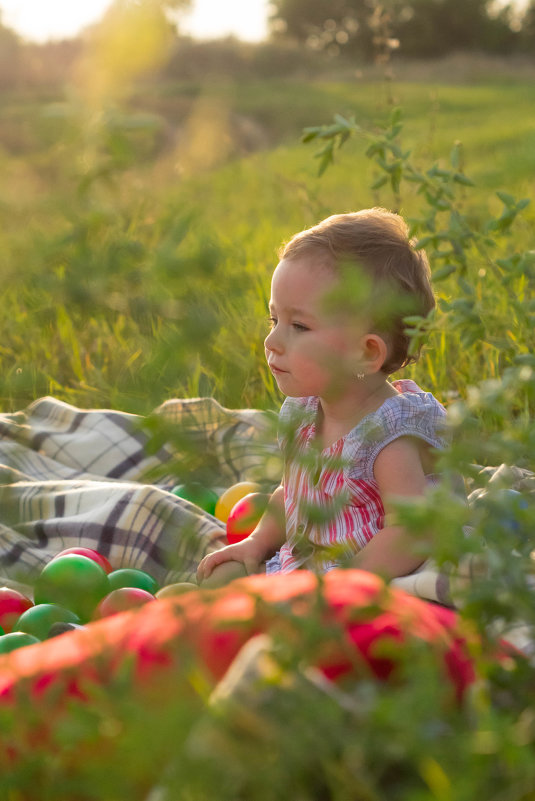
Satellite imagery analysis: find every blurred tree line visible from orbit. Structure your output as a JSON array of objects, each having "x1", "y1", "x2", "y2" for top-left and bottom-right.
[
  {"x1": 1, "y1": 0, "x2": 534, "y2": 93},
  {"x1": 269, "y1": 0, "x2": 535, "y2": 59}
]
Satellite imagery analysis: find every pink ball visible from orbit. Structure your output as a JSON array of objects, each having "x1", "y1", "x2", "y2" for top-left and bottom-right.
[
  {"x1": 226, "y1": 492, "x2": 269, "y2": 545},
  {"x1": 54, "y1": 547, "x2": 113, "y2": 574},
  {"x1": 0, "y1": 588, "x2": 33, "y2": 633},
  {"x1": 96, "y1": 588, "x2": 156, "y2": 619}
]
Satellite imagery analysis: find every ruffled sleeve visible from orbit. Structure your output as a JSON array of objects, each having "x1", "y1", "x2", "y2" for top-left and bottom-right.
[{"x1": 343, "y1": 382, "x2": 448, "y2": 483}]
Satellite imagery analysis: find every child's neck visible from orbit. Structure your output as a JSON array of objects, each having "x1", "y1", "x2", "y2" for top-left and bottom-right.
[{"x1": 316, "y1": 374, "x2": 398, "y2": 449}]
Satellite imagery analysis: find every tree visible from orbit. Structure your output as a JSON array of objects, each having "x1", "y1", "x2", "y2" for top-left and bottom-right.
[
  {"x1": 268, "y1": 0, "x2": 385, "y2": 61},
  {"x1": 268, "y1": 0, "x2": 520, "y2": 60},
  {"x1": 0, "y1": 12, "x2": 21, "y2": 90},
  {"x1": 519, "y1": 0, "x2": 535, "y2": 51},
  {"x1": 390, "y1": 0, "x2": 519, "y2": 57}
]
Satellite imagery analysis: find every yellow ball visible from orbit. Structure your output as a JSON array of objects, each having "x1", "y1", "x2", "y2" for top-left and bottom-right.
[
  {"x1": 155, "y1": 582, "x2": 198, "y2": 599},
  {"x1": 214, "y1": 481, "x2": 260, "y2": 523}
]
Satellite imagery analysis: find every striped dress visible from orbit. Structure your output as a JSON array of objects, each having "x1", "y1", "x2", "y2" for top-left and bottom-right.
[{"x1": 265, "y1": 380, "x2": 448, "y2": 575}]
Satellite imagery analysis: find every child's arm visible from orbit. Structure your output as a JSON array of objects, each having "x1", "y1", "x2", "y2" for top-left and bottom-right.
[
  {"x1": 196, "y1": 485, "x2": 286, "y2": 583},
  {"x1": 350, "y1": 437, "x2": 429, "y2": 579}
]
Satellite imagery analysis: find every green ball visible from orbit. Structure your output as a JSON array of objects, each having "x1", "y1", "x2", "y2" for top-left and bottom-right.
[
  {"x1": 171, "y1": 483, "x2": 218, "y2": 516},
  {"x1": 34, "y1": 555, "x2": 109, "y2": 621},
  {"x1": 107, "y1": 568, "x2": 159, "y2": 595},
  {"x1": 0, "y1": 632, "x2": 41, "y2": 653},
  {"x1": 14, "y1": 604, "x2": 80, "y2": 640}
]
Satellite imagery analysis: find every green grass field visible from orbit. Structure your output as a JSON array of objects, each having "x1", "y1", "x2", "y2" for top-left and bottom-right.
[
  {"x1": 0, "y1": 68, "x2": 533, "y2": 414},
  {"x1": 1, "y1": 58, "x2": 535, "y2": 801}
]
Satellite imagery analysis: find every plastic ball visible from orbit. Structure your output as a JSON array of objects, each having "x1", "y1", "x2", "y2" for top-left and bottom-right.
[
  {"x1": 53, "y1": 547, "x2": 113, "y2": 574},
  {"x1": 107, "y1": 568, "x2": 159, "y2": 595},
  {"x1": 14, "y1": 604, "x2": 81, "y2": 640},
  {"x1": 34, "y1": 554, "x2": 109, "y2": 622},
  {"x1": 155, "y1": 582, "x2": 198, "y2": 599},
  {"x1": 171, "y1": 483, "x2": 219, "y2": 516},
  {"x1": 0, "y1": 587, "x2": 33, "y2": 633},
  {"x1": 96, "y1": 588, "x2": 156, "y2": 618},
  {"x1": 214, "y1": 481, "x2": 260, "y2": 523},
  {"x1": 226, "y1": 492, "x2": 270, "y2": 544},
  {"x1": 0, "y1": 632, "x2": 41, "y2": 653}
]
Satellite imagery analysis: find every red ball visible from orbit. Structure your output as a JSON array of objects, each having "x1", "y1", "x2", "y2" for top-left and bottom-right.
[
  {"x1": 226, "y1": 492, "x2": 270, "y2": 545},
  {"x1": 54, "y1": 547, "x2": 113, "y2": 574},
  {"x1": 0, "y1": 588, "x2": 33, "y2": 633},
  {"x1": 96, "y1": 588, "x2": 156, "y2": 619}
]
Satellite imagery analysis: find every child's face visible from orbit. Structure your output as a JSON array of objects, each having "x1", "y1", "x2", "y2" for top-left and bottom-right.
[{"x1": 265, "y1": 257, "x2": 364, "y2": 400}]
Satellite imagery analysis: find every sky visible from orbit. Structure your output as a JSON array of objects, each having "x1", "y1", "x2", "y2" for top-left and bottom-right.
[{"x1": 0, "y1": 0, "x2": 270, "y2": 44}]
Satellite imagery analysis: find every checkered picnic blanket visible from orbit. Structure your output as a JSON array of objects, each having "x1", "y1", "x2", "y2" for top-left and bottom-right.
[
  {"x1": 0, "y1": 396, "x2": 279, "y2": 590},
  {"x1": 0, "y1": 396, "x2": 533, "y2": 647}
]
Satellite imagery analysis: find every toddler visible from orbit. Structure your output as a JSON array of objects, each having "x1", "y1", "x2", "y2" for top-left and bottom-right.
[{"x1": 197, "y1": 208, "x2": 447, "y2": 585}]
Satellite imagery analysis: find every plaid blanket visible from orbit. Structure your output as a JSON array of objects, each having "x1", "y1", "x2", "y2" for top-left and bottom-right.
[
  {"x1": 0, "y1": 396, "x2": 533, "y2": 644},
  {"x1": 0, "y1": 396, "x2": 278, "y2": 589}
]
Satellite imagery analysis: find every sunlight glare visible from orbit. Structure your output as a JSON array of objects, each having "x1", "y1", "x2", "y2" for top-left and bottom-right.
[
  {"x1": 0, "y1": 0, "x2": 114, "y2": 42},
  {"x1": 0, "y1": 0, "x2": 269, "y2": 44},
  {"x1": 182, "y1": 0, "x2": 269, "y2": 41}
]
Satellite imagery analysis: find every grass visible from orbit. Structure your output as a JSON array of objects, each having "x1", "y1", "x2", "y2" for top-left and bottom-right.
[
  {"x1": 0, "y1": 66, "x2": 533, "y2": 415},
  {"x1": 1, "y1": 55, "x2": 535, "y2": 800}
]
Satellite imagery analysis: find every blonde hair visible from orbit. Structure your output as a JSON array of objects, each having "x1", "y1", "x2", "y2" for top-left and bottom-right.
[{"x1": 280, "y1": 208, "x2": 435, "y2": 374}]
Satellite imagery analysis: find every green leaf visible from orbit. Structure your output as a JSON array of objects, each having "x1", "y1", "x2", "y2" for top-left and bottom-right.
[
  {"x1": 316, "y1": 142, "x2": 334, "y2": 176},
  {"x1": 496, "y1": 190, "x2": 516, "y2": 206},
  {"x1": 403, "y1": 315, "x2": 425, "y2": 325},
  {"x1": 450, "y1": 142, "x2": 462, "y2": 169},
  {"x1": 389, "y1": 106, "x2": 403, "y2": 126},
  {"x1": 453, "y1": 173, "x2": 475, "y2": 187},
  {"x1": 427, "y1": 165, "x2": 451, "y2": 180},
  {"x1": 301, "y1": 127, "x2": 320, "y2": 143},
  {"x1": 414, "y1": 235, "x2": 435, "y2": 249},
  {"x1": 370, "y1": 175, "x2": 388, "y2": 190},
  {"x1": 405, "y1": 170, "x2": 426, "y2": 183},
  {"x1": 432, "y1": 263, "x2": 457, "y2": 281},
  {"x1": 386, "y1": 142, "x2": 402, "y2": 158},
  {"x1": 457, "y1": 276, "x2": 475, "y2": 296},
  {"x1": 334, "y1": 113, "x2": 359, "y2": 132},
  {"x1": 365, "y1": 142, "x2": 385, "y2": 159}
]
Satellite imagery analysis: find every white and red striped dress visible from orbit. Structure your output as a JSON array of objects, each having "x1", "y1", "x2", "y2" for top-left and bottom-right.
[{"x1": 265, "y1": 380, "x2": 447, "y2": 575}]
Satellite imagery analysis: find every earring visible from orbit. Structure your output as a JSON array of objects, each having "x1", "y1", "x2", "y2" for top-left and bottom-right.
[{"x1": 356, "y1": 372, "x2": 365, "y2": 380}]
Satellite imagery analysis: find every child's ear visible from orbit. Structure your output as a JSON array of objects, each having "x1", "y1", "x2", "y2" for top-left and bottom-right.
[{"x1": 359, "y1": 333, "x2": 389, "y2": 374}]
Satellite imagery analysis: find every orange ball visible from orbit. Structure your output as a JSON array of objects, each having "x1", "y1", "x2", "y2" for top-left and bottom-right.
[{"x1": 214, "y1": 481, "x2": 260, "y2": 523}]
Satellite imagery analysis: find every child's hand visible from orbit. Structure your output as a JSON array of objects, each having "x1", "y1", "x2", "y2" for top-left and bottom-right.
[
  {"x1": 199, "y1": 560, "x2": 248, "y2": 589},
  {"x1": 196, "y1": 538, "x2": 266, "y2": 584}
]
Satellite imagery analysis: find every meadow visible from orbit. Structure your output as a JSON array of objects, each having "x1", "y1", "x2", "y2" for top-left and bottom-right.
[
  {"x1": 0, "y1": 64, "x2": 534, "y2": 417},
  {"x1": 1, "y1": 56, "x2": 535, "y2": 800}
]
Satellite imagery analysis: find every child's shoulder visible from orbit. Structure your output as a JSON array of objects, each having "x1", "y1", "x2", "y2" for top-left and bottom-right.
[
  {"x1": 377, "y1": 379, "x2": 447, "y2": 434},
  {"x1": 391, "y1": 378, "x2": 444, "y2": 407},
  {"x1": 350, "y1": 380, "x2": 447, "y2": 470}
]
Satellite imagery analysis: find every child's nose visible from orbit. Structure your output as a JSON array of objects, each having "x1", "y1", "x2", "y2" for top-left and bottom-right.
[{"x1": 264, "y1": 327, "x2": 283, "y2": 354}]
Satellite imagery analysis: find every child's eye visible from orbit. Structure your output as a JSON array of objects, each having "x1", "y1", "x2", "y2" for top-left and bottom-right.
[
  {"x1": 292, "y1": 323, "x2": 309, "y2": 332},
  {"x1": 267, "y1": 316, "x2": 277, "y2": 329}
]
